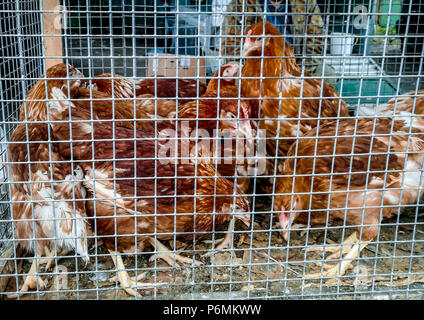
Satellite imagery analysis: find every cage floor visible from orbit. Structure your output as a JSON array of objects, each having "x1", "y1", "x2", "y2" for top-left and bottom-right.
[{"x1": 3, "y1": 196, "x2": 424, "y2": 300}]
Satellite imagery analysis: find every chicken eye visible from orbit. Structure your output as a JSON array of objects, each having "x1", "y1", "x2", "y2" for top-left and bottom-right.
[
  {"x1": 228, "y1": 112, "x2": 236, "y2": 119},
  {"x1": 235, "y1": 204, "x2": 241, "y2": 211}
]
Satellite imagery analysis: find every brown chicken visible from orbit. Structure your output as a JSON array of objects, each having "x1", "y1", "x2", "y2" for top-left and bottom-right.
[
  {"x1": 13, "y1": 62, "x2": 163, "y2": 295},
  {"x1": 136, "y1": 78, "x2": 207, "y2": 104},
  {"x1": 77, "y1": 78, "x2": 254, "y2": 231},
  {"x1": 86, "y1": 69, "x2": 254, "y2": 249},
  {"x1": 10, "y1": 63, "x2": 91, "y2": 295},
  {"x1": 82, "y1": 67, "x2": 255, "y2": 196},
  {"x1": 48, "y1": 87, "x2": 251, "y2": 296},
  {"x1": 273, "y1": 117, "x2": 424, "y2": 280},
  {"x1": 177, "y1": 90, "x2": 254, "y2": 194},
  {"x1": 206, "y1": 63, "x2": 240, "y2": 93},
  {"x1": 75, "y1": 85, "x2": 254, "y2": 233},
  {"x1": 240, "y1": 21, "x2": 349, "y2": 156},
  {"x1": 18, "y1": 64, "x2": 160, "y2": 131},
  {"x1": 85, "y1": 73, "x2": 141, "y2": 99},
  {"x1": 71, "y1": 87, "x2": 158, "y2": 131},
  {"x1": 19, "y1": 63, "x2": 84, "y2": 121},
  {"x1": 135, "y1": 93, "x2": 178, "y2": 118},
  {"x1": 357, "y1": 89, "x2": 424, "y2": 119},
  {"x1": 8, "y1": 123, "x2": 90, "y2": 294},
  {"x1": 134, "y1": 63, "x2": 242, "y2": 119},
  {"x1": 88, "y1": 73, "x2": 207, "y2": 104}
]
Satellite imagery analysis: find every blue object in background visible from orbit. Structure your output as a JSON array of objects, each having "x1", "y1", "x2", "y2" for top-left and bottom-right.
[
  {"x1": 157, "y1": 1, "x2": 212, "y2": 56},
  {"x1": 146, "y1": 47, "x2": 166, "y2": 56},
  {"x1": 263, "y1": 1, "x2": 293, "y2": 45}
]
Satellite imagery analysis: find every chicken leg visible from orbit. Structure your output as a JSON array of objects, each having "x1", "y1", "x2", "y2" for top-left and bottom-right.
[
  {"x1": 202, "y1": 219, "x2": 235, "y2": 257},
  {"x1": 107, "y1": 239, "x2": 201, "y2": 296},
  {"x1": 306, "y1": 232, "x2": 370, "y2": 281},
  {"x1": 148, "y1": 238, "x2": 202, "y2": 266},
  {"x1": 9, "y1": 246, "x2": 69, "y2": 298},
  {"x1": 21, "y1": 255, "x2": 47, "y2": 293},
  {"x1": 7, "y1": 254, "x2": 48, "y2": 298},
  {"x1": 307, "y1": 232, "x2": 358, "y2": 258},
  {"x1": 108, "y1": 249, "x2": 152, "y2": 297}
]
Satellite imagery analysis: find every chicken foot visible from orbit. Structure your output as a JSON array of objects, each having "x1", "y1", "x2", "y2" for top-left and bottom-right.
[
  {"x1": 108, "y1": 272, "x2": 147, "y2": 284},
  {"x1": 148, "y1": 238, "x2": 202, "y2": 266},
  {"x1": 108, "y1": 249, "x2": 152, "y2": 297},
  {"x1": 307, "y1": 232, "x2": 358, "y2": 259},
  {"x1": 7, "y1": 254, "x2": 48, "y2": 298},
  {"x1": 306, "y1": 232, "x2": 370, "y2": 281},
  {"x1": 9, "y1": 246, "x2": 75, "y2": 298},
  {"x1": 108, "y1": 238, "x2": 202, "y2": 296},
  {"x1": 20, "y1": 255, "x2": 47, "y2": 293},
  {"x1": 202, "y1": 219, "x2": 235, "y2": 258}
]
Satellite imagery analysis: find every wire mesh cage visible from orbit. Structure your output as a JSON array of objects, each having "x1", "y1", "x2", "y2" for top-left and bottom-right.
[{"x1": 0, "y1": 0, "x2": 423, "y2": 300}]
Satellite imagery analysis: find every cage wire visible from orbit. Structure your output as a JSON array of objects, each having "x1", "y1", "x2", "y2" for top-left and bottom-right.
[
  {"x1": 0, "y1": 0, "x2": 43, "y2": 250},
  {"x1": 0, "y1": 0, "x2": 423, "y2": 300}
]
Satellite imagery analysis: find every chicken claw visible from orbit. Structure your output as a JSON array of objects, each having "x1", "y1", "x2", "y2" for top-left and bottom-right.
[
  {"x1": 108, "y1": 271, "x2": 147, "y2": 284},
  {"x1": 7, "y1": 255, "x2": 47, "y2": 298},
  {"x1": 306, "y1": 233, "x2": 369, "y2": 281},
  {"x1": 20, "y1": 273, "x2": 47, "y2": 293},
  {"x1": 307, "y1": 233, "x2": 356, "y2": 260},
  {"x1": 21, "y1": 257, "x2": 47, "y2": 292},
  {"x1": 108, "y1": 249, "x2": 152, "y2": 297},
  {"x1": 202, "y1": 220, "x2": 235, "y2": 258},
  {"x1": 148, "y1": 238, "x2": 202, "y2": 266}
]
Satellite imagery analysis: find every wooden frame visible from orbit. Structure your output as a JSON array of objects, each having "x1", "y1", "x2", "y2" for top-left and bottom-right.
[{"x1": 42, "y1": 0, "x2": 63, "y2": 69}]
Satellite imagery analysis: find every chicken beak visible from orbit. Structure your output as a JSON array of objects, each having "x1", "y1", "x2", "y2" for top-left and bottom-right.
[
  {"x1": 242, "y1": 38, "x2": 263, "y2": 57},
  {"x1": 278, "y1": 210, "x2": 290, "y2": 241},
  {"x1": 242, "y1": 40, "x2": 254, "y2": 57},
  {"x1": 242, "y1": 30, "x2": 255, "y2": 57},
  {"x1": 239, "y1": 120, "x2": 253, "y2": 138},
  {"x1": 70, "y1": 66, "x2": 84, "y2": 78},
  {"x1": 69, "y1": 69, "x2": 84, "y2": 89},
  {"x1": 226, "y1": 63, "x2": 240, "y2": 78}
]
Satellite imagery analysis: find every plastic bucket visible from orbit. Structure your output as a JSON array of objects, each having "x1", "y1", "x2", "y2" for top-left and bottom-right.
[{"x1": 330, "y1": 33, "x2": 356, "y2": 56}]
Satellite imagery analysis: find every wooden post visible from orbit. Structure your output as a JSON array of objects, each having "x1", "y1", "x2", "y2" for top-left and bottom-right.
[{"x1": 42, "y1": 0, "x2": 63, "y2": 69}]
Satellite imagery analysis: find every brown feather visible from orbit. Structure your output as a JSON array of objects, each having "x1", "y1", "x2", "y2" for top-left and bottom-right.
[
  {"x1": 19, "y1": 63, "x2": 83, "y2": 121},
  {"x1": 48, "y1": 88, "x2": 250, "y2": 253},
  {"x1": 241, "y1": 21, "x2": 349, "y2": 156},
  {"x1": 9, "y1": 123, "x2": 91, "y2": 257},
  {"x1": 274, "y1": 118, "x2": 424, "y2": 241},
  {"x1": 88, "y1": 73, "x2": 207, "y2": 104}
]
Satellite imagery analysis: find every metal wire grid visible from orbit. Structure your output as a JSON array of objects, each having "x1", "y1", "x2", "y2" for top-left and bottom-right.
[
  {"x1": 0, "y1": 0, "x2": 43, "y2": 252},
  {"x1": 64, "y1": 0, "x2": 150, "y2": 77},
  {"x1": 0, "y1": 0, "x2": 423, "y2": 300}
]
